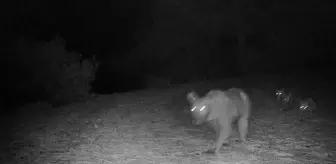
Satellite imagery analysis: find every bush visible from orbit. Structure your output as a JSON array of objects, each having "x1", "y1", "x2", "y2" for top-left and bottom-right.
[
  {"x1": 10, "y1": 36, "x2": 100, "y2": 106},
  {"x1": 145, "y1": 75, "x2": 171, "y2": 89}
]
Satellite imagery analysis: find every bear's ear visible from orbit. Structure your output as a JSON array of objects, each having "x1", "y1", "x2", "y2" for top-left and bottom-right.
[{"x1": 187, "y1": 91, "x2": 199, "y2": 103}]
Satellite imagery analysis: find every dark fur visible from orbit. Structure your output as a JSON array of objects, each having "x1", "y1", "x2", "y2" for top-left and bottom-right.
[{"x1": 276, "y1": 88, "x2": 293, "y2": 111}]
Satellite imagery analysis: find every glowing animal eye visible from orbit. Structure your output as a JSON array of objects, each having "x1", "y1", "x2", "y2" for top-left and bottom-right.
[
  {"x1": 200, "y1": 106, "x2": 205, "y2": 111},
  {"x1": 191, "y1": 107, "x2": 196, "y2": 111}
]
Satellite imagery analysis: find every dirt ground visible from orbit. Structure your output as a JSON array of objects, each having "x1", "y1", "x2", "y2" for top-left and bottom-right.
[{"x1": 1, "y1": 77, "x2": 335, "y2": 164}]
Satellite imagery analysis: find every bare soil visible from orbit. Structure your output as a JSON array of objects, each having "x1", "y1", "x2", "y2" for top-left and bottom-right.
[{"x1": 1, "y1": 79, "x2": 335, "y2": 164}]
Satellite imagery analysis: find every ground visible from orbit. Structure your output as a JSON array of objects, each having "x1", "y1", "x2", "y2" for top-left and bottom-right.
[{"x1": 1, "y1": 77, "x2": 335, "y2": 164}]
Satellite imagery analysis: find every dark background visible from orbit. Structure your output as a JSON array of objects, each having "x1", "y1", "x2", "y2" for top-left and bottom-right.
[{"x1": 2, "y1": 0, "x2": 335, "y2": 110}]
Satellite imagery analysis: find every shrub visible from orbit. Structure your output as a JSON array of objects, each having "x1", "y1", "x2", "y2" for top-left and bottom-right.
[
  {"x1": 145, "y1": 74, "x2": 171, "y2": 89},
  {"x1": 10, "y1": 36, "x2": 100, "y2": 106}
]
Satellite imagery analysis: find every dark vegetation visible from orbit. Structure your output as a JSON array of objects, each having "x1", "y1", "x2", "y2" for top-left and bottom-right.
[{"x1": 2, "y1": 0, "x2": 335, "y2": 112}]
